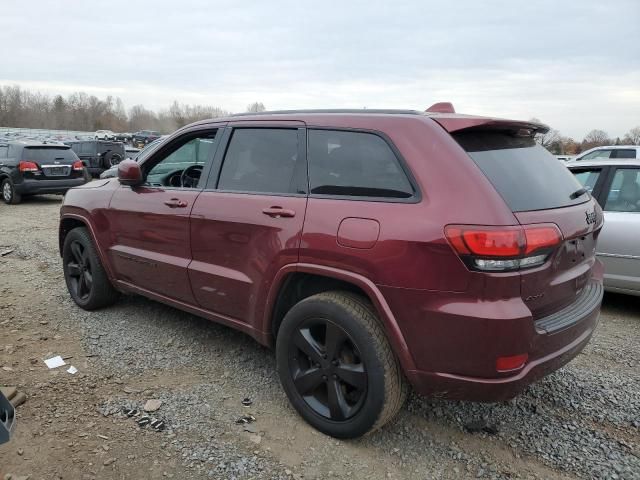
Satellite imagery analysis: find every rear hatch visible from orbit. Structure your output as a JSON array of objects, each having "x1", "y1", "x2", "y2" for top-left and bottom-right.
[
  {"x1": 21, "y1": 146, "x2": 82, "y2": 179},
  {"x1": 442, "y1": 120, "x2": 603, "y2": 319}
]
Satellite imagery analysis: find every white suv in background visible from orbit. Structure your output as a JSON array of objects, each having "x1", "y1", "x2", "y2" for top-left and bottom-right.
[
  {"x1": 573, "y1": 145, "x2": 640, "y2": 161},
  {"x1": 95, "y1": 130, "x2": 115, "y2": 140}
]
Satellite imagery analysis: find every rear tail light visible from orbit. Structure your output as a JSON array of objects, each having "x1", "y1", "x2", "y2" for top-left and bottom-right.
[
  {"x1": 72, "y1": 161, "x2": 84, "y2": 171},
  {"x1": 445, "y1": 224, "x2": 562, "y2": 272},
  {"x1": 18, "y1": 161, "x2": 39, "y2": 172}
]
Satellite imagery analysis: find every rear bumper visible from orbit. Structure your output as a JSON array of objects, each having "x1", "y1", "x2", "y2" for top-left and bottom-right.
[
  {"x1": 382, "y1": 261, "x2": 604, "y2": 402},
  {"x1": 405, "y1": 306, "x2": 599, "y2": 401},
  {"x1": 15, "y1": 178, "x2": 87, "y2": 195}
]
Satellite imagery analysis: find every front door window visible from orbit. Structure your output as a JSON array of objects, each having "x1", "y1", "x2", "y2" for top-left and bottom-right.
[{"x1": 145, "y1": 133, "x2": 218, "y2": 188}]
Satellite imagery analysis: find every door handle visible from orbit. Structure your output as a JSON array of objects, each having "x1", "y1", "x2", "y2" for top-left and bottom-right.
[
  {"x1": 164, "y1": 198, "x2": 188, "y2": 208},
  {"x1": 262, "y1": 206, "x2": 296, "y2": 218}
]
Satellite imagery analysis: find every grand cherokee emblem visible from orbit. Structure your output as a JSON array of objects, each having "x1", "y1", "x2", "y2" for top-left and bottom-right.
[{"x1": 585, "y1": 210, "x2": 597, "y2": 225}]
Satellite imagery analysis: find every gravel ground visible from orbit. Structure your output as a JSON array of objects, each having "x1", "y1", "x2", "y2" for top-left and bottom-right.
[{"x1": 0, "y1": 195, "x2": 638, "y2": 480}]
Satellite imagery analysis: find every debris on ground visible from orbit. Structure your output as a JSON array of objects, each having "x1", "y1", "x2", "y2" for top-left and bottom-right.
[
  {"x1": 241, "y1": 397, "x2": 252, "y2": 407},
  {"x1": 1, "y1": 387, "x2": 27, "y2": 408},
  {"x1": 137, "y1": 416, "x2": 151, "y2": 427},
  {"x1": 144, "y1": 399, "x2": 162, "y2": 412},
  {"x1": 10, "y1": 392, "x2": 27, "y2": 408},
  {"x1": 43, "y1": 355, "x2": 65, "y2": 369},
  {"x1": 463, "y1": 418, "x2": 499, "y2": 435},
  {"x1": 236, "y1": 414, "x2": 256, "y2": 424}
]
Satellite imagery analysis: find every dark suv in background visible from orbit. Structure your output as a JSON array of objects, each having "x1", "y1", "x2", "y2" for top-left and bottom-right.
[
  {"x1": 1, "y1": 140, "x2": 88, "y2": 204},
  {"x1": 59, "y1": 106, "x2": 603, "y2": 438},
  {"x1": 65, "y1": 140, "x2": 126, "y2": 177},
  {"x1": 132, "y1": 130, "x2": 161, "y2": 148}
]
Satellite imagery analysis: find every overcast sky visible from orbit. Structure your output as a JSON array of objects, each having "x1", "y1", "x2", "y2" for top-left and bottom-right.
[{"x1": 1, "y1": 0, "x2": 638, "y2": 139}]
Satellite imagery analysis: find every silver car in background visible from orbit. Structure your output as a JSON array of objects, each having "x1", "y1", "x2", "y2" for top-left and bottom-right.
[{"x1": 569, "y1": 159, "x2": 640, "y2": 295}]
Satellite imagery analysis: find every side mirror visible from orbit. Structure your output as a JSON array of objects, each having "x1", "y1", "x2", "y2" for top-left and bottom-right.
[{"x1": 117, "y1": 159, "x2": 142, "y2": 186}]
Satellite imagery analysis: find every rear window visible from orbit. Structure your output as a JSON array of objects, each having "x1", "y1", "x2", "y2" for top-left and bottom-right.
[
  {"x1": 22, "y1": 146, "x2": 78, "y2": 163},
  {"x1": 454, "y1": 131, "x2": 585, "y2": 212}
]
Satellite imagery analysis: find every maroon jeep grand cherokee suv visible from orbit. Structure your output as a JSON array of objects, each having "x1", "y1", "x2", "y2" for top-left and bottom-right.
[{"x1": 59, "y1": 106, "x2": 604, "y2": 438}]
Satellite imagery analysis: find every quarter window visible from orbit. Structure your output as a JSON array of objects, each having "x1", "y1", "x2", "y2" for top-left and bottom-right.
[
  {"x1": 308, "y1": 129, "x2": 413, "y2": 198},
  {"x1": 217, "y1": 128, "x2": 299, "y2": 194},
  {"x1": 604, "y1": 168, "x2": 640, "y2": 212},
  {"x1": 611, "y1": 149, "x2": 637, "y2": 159}
]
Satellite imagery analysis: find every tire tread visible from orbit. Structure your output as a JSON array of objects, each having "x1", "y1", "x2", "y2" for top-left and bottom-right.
[
  {"x1": 64, "y1": 227, "x2": 119, "y2": 310},
  {"x1": 300, "y1": 291, "x2": 408, "y2": 435}
]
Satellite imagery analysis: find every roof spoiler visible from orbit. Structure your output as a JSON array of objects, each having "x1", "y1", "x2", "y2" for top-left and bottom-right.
[
  {"x1": 433, "y1": 117, "x2": 550, "y2": 135},
  {"x1": 425, "y1": 102, "x2": 455, "y2": 113}
]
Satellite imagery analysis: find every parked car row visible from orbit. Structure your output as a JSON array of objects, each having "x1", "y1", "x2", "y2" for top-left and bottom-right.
[
  {"x1": 131, "y1": 130, "x2": 161, "y2": 148},
  {"x1": 57, "y1": 106, "x2": 606, "y2": 438}
]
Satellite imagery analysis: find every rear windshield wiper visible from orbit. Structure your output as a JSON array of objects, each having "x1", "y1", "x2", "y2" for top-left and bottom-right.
[{"x1": 569, "y1": 187, "x2": 588, "y2": 200}]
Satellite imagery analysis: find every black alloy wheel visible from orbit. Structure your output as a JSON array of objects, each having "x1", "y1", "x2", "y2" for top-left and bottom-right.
[
  {"x1": 289, "y1": 318, "x2": 367, "y2": 421},
  {"x1": 66, "y1": 240, "x2": 93, "y2": 301},
  {"x1": 276, "y1": 291, "x2": 408, "y2": 438},
  {"x1": 62, "y1": 227, "x2": 119, "y2": 310}
]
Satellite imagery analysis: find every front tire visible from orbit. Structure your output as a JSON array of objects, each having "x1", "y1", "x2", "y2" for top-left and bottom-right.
[
  {"x1": 63, "y1": 227, "x2": 119, "y2": 310},
  {"x1": 1, "y1": 178, "x2": 21, "y2": 205},
  {"x1": 276, "y1": 291, "x2": 408, "y2": 438}
]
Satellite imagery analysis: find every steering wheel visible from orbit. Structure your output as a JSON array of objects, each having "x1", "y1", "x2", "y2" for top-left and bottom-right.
[{"x1": 180, "y1": 164, "x2": 203, "y2": 188}]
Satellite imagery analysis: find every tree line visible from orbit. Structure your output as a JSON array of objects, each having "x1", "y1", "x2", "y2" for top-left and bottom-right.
[
  {"x1": 0, "y1": 85, "x2": 266, "y2": 133},
  {"x1": 531, "y1": 118, "x2": 639, "y2": 154},
  {"x1": 1, "y1": 85, "x2": 638, "y2": 151}
]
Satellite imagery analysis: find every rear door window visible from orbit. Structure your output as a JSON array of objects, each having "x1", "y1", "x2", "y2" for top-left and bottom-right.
[
  {"x1": 604, "y1": 168, "x2": 640, "y2": 212},
  {"x1": 217, "y1": 128, "x2": 299, "y2": 194},
  {"x1": 454, "y1": 131, "x2": 585, "y2": 212},
  {"x1": 308, "y1": 129, "x2": 414, "y2": 199}
]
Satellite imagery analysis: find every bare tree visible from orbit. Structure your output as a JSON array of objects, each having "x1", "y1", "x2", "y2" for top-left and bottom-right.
[
  {"x1": 530, "y1": 118, "x2": 562, "y2": 153},
  {"x1": 622, "y1": 126, "x2": 640, "y2": 145},
  {"x1": 582, "y1": 129, "x2": 611, "y2": 150},
  {"x1": 127, "y1": 105, "x2": 157, "y2": 132},
  {"x1": 246, "y1": 102, "x2": 266, "y2": 113}
]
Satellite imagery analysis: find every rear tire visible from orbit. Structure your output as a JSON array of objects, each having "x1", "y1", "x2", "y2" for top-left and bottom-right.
[
  {"x1": 1, "y1": 178, "x2": 21, "y2": 205},
  {"x1": 276, "y1": 291, "x2": 408, "y2": 438},
  {"x1": 63, "y1": 227, "x2": 119, "y2": 310}
]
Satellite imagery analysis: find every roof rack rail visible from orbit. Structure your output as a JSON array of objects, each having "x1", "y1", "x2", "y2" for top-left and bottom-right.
[{"x1": 231, "y1": 109, "x2": 422, "y2": 116}]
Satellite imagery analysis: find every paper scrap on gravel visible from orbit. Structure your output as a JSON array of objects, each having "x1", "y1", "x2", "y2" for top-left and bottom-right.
[
  {"x1": 67, "y1": 366, "x2": 78, "y2": 374},
  {"x1": 44, "y1": 355, "x2": 66, "y2": 369}
]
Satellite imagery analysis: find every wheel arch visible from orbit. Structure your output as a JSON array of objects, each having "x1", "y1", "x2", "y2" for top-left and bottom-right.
[
  {"x1": 59, "y1": 213, "x2": 117, "y2": 284},
  {"x1": 264, "y1": 263, "x2": 416, "y2": 372}
]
